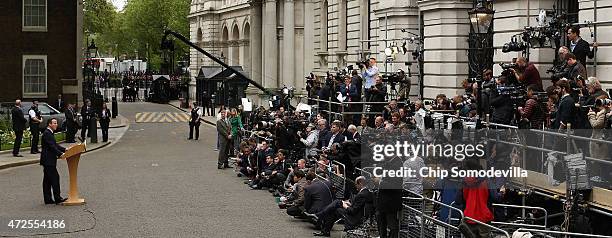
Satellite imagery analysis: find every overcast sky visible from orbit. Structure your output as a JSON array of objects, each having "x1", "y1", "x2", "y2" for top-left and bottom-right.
[{"x1": 111, "y1": 0, "x2": 126, "y2": 11}]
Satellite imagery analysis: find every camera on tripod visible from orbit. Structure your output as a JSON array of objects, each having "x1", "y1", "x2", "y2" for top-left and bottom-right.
[{"x1": 381, "y1": 69, "x2": 407, "y2": 84}]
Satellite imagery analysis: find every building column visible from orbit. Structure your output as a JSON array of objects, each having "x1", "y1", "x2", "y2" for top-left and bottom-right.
[
  {"x1": 303, "y1": 0, "x2": 315, "y2": 80},
  {"x1": 283, "y1": 0, "x2": 295, "y2": 87},
  {"x1": 263, "y1": 0, "x2": 278, "y2": 88},
  {"x1": 250, "y1": 0, "x2": 263, "y2": 84},
  {"x1": 418, "y1": 0, "x2": 472, "y2": 99}
]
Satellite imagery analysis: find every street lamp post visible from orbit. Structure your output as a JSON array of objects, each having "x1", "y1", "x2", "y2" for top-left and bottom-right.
[
  {"x1": 84, "y1": 39, "x2": 99, "y2": 143},
  {"x1": 468, "y1": 0, "x2": 494, "y2": 118}
]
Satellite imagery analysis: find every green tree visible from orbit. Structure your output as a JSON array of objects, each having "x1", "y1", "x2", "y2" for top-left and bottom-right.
[{"x1": 85, "y1": 0, "x2": 190, "y2": 71}]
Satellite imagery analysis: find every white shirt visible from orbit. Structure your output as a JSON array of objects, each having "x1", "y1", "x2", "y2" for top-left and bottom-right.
[{"x1": 28, "y1": 109, "x2": 37, "y2": 118}]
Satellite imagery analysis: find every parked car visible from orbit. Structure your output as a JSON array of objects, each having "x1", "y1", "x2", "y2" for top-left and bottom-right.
[{"x1": 0, "y1": 102, "x2": 67, "y2": 131}]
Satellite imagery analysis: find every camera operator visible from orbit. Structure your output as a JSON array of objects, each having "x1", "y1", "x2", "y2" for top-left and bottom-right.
[
  {"x1": 473, "y1": 69, "x2": 495, "y2": 116},
  {"x1": 550, "y1": 46, "x2": 570, "y2": 84},
  {"x1": 284, "y1": 159, "x2": 309, "y2": 188},
  {"x1": 489, "y1": 76, "x2": 515, "y2": 125},
  {"x1": 383, "y1": 99, "x2": 399, "y2": 121},
  {"x1": 586, "y1": 77, "x2": 609, "y2": 106},
  {"x1": 510, "y1": 57, "x2": 543, "y2": 91},
  {"x1": 587, "y1": 98, "x2": 609, "y2": 161},
  {"x1": 369, "y1": 75, "x2": 387, "y2": 111},
  {"x1": 567, "y1": 26, "x2": 597, "y2": 66},
  {"x1": 255, "y1": 140, "x2": 275, "y2": 174},
  {"x1": 565, "y1": 53, "x2": 587, "y2": 81},
  {"x1": 518, "y1": 85, "x2": 546, "y2": 129},
  {"x1": 432, "y1": 94, "x2": 453, "y2": 111},
  {"x1": 299, "y1": 123, "x2": 319, "y2": 156},
  {"x1": 361, "y1": 58, "x2": 379, "y2": 100},
  {"x1": 237, "y1": 147, "x2": 257, "y2": 178},
  {"x1": 285, "y1": 170, "x2": 311, "y2": 217},
  {"x1": 256, "y1": 150, "x2": 291, "y2": 192}
]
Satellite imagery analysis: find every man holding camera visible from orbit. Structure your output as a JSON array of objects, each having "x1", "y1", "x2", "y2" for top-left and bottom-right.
[
  {"x1": 510, "y1": 57, "x2": 542, "y2": 92},
  {"x1": 489, "y1": 76, "x2": 514, "y2": 125},
  {"x1": 361, "y1": 58, "x2": 379, "y2": 101}
]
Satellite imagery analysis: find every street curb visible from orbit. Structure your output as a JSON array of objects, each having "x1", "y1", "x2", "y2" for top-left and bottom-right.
[
  {"x1": 0, "y1": 141, "x2": 112, "y2": 171},
  {"x1": 167, "y1": 103, "x2": 216, "y2": 126},
  {"x1": 0, "y1": 115, "x2": 129, "y2": 156}
]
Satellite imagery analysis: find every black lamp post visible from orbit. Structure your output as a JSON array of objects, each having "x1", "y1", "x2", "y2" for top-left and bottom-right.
[
  {"x1": 468, "y1": 0, "x2": 494, "y2": 117},
  {"x1": 85, "y1": 40, "x2": 99, "y2": 143}
]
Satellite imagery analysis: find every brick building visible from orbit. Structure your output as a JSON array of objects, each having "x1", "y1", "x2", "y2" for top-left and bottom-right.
[{"x1": 0, "y1": 0, "x2": 83, "y2": 107}]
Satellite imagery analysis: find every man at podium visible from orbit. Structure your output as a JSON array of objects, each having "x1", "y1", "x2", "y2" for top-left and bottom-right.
[{"x1": 40, "y1": 118, "x2": 67, "y2": 204}]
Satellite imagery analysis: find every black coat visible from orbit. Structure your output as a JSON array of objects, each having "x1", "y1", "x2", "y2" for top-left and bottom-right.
[
  {"x1": 99, "y1": 109, "x2": 111, "y2": 124},
  {"x1": 344, "y1": 189, "x2": 374, "y2": 226},
  {"x1": 553, "y1": 95, "x2": 576, "y2": 129},
  {"x1": 571, "y1": 38, "x2": 595, "y2": 66},
  {"x1": 40, "y1": 128, "x2": 66, "y2": 166},
  {"x1": 304, "y1": 179, "x2": 334, "y2": 213},
  {"x1": 11, "y1": 106, "x2": 27, "y2": 131}
]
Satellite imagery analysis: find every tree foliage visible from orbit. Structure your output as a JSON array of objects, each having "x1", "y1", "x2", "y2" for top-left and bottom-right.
[{"x1": 84, "y1": 0, "x2": 190, "y2": 71}]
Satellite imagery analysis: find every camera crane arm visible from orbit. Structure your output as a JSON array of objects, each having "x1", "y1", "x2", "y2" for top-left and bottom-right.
[{"x1": 162, "y1": 29, "x2": 279, "y2": 98}]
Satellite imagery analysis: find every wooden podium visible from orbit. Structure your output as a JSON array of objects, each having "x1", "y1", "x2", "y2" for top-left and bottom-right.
[{"x1": 59, "y1": 143, "x2": 87, "y2": 206}]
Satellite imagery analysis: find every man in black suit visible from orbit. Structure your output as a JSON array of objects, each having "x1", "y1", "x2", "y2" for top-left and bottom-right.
[
  {"x1": 55, "y1": 94, "x2": 64, "y2": 112},
  {"x1": 11, "y1": 100, "x2": 27, "y2": 157},
  {"x1": 376, "y1": 157, "x2": 403, "y2": 238},
  {"x1": 567, "y1": 26, "x2": 597, "y2": 66},
  {"x1": 308, "y1": 176, "x2": 374, "y2": 236},
  {"x1": 40, "y1": 118, "x2": 67, "y2": 204},
  {"x1": 324, "y1": 121, "x2": 346, "y2": 150},
  {"x1": 64, "y1": 104, "x2": 77, "y2": 143},
  {"x1": 553, "y1": 80, "x2": 576, "y2": 130},
  {"x1": 80, "y1": 100, "x2": 93, "y2": 140},
  {"x1": 304, "y1": 177, "x2": 334, "y2": 215}
]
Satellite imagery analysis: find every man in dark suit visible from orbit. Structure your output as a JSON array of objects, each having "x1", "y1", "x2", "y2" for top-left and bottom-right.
[
  {"x1": 64, "y1": 104, "x2": 77, "y2": 143},
  {"x1": 324, "y1": 121, "x2": 346, "y2": 150},
  {"x1": 80, "y1": 100, "x2": 93, "y2": 140},
  {"x1": 308, "y1": 176, "x2": 374, "y2": 236},
  {"x1": 376, "y1": 157, "x2": 403, "y2": 238},
  {"x1": 304, "y1": 178, "x2": 334, "y2": 215},
  {"x1": 11, "y1": 99, "x2": 27, "y2": 157},
  {"x1": 567, "y1": 26, "x2": 597, "y2": 66},
  {"x1": 55, "y1": 94, "x2": 64, "y2": 112},
  {"x1": 553, "y1": 80, "x2": 575, "y2": 130},
  {"x1": 217, "y1": 110, "x2": 232, "y2": 169},
  {"x1": 40, "y1": 118, "x2": 67, "y2": 204}
]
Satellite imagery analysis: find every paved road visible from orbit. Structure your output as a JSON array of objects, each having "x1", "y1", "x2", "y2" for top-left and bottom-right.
[{"x1": 0, "y1": 102, "x2": 318, "y2": 238}]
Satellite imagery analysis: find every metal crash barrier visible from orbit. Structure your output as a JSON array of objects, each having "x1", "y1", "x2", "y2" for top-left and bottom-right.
[
  {"x1": 515, "y1": 228, "x2": 612, "y2": 238},
  {"x1": 400, "y1": 194, "x2": 511, "y2": 238}
]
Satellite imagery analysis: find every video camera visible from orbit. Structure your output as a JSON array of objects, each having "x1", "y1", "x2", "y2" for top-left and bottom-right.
[{"x1": 381, "y1": 69, "x2": 409, "y2": 84}]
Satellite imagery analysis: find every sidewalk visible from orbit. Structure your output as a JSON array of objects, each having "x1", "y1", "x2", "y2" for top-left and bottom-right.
[
  {"x1": 168, "y1": 100, "x2": 217, "y2": 126},
  {"x1": 0, "y1": 114, "x2": 130, "y2": 170}
]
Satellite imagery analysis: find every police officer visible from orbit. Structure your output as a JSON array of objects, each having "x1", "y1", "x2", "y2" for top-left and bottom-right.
[
  {"x1": 28, "y1": 100, "x2": 43, "y2": 154},
  {"x1": 188, "y1": 102, "x2": 202, "y2": 140}
]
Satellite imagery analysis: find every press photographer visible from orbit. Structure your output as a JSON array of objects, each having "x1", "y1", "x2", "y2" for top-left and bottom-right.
[
  {"x1": 489, "y1": 76, "x2": 515, "y2": 125},
  {"x1": 509, "y1": 57, "x2": 543, "y2": 92}
]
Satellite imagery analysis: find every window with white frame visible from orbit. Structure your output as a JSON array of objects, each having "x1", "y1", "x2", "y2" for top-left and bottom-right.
[
  {"x1": 23, "y1": 0, "x2": 47, "y2": 31},
  {"x1": 23, "y1": 55, "x2": 47, "y2": 97}
]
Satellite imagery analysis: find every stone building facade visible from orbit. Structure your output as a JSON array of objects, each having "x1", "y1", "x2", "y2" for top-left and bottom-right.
[{"x1": 189, "y1": 0, "x2": 612, "y2": 103}]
